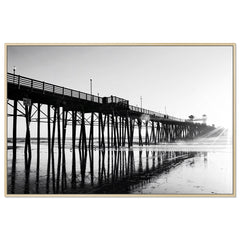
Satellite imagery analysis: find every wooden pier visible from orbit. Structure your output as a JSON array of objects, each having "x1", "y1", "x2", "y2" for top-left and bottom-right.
[{"x1": 7, "y1": 72, "x2": 218, "y2": 193}]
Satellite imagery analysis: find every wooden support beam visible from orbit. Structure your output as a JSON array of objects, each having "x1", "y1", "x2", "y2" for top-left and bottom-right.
[
  {"x1": 156, "y1": 122, "x2": 160, "y2": 143},
  {"x1": 12, "y1": 100, "x2": 17, "y2": 166},
  {"x1": 46, "y1": 104, "x2": 51, "y2": 193},
  {"x1": 138, "y1": 119, "x2": 143, "y2": 146},
  {"x1": 111, "y1": 113, "x2": 114, "y2": 147},
  {"x1": 107, "y1": 114, "x2": 110, "y2": 148},
  {"x1": 115, "y1": 115, "x2": 120, "y2": 147},
  {"x1": 145, "y1": 121, "x2": 149, "y2": 145},
  {"x1": 129, "y1": 119, "x2": 132, "y2": 146},
  {"x1": 126, "y1": 117, "x2": 130, "y2": 147},
  {"x1": 81, "y1": 112, "x2": 87, "y2": 151},
  {"x1": 89, "y1": 112, "x2": 94, "y2": 148},
  {"x1": 71, "y1": 110, "x2": 76, "y2": 188},
  {"x1": 98, "y1": 112, "x2": 101, "y2": 148},
  {"x1": 62, "y1": 109, "x2": 67, "y2": 190},
  {"x1": 112, "y1": 113, "x2": 117, "y2": 148},
  {"x1": 119, "y1": 117, "x2": 122, "y2": 146},
  {"x1": 51, "y1": 107, "x2": 57, "y2": 193},
  {"x1": 122, "y1": 117, "x2": 126, "y2": 147},
  {"x1": 56, "y1": 106, "x2": 61, "y2": 192},
  {"x1": 24, "y1": 104, "x2": 32, "y2": 175},
  {"x1": 11, "y1": 100, "x2": 17, "y2": 193},
  {"x1": 36, "y1": 103, "x2": 40, "y2": 187},
  {"x1": 101, "y1": 113, "x2": 106, "y2": 149},
  {"x1": 152, "y1": 121, "x2": 156, "y2": 144},
  {"x1": 130, "y1": 119, "x2": 135, "y2": 146}
]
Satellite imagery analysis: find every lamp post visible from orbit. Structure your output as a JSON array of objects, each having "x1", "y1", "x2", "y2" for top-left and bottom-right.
[
  {"x1": 90, "y1": 79, "x2": 93, "y2": 100},
  {"x1": 90, "y1": 79, "x2": 92, "y2": 94},
  {"x1": 140, "y1": 96, "x2": 142, "y2": 111},
  {"x1": 13, "y1": 66, "x2": 16, "y2": 84}
]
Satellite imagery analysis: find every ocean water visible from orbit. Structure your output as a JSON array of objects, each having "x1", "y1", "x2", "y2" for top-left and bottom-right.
[{"x1": 7, "y1": 134, "x2": 233, "y2": 195}]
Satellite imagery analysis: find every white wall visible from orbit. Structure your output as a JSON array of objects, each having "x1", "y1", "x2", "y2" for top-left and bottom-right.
[{"x1": 0, "y1": 1, "x2": 239, "y2": 240}]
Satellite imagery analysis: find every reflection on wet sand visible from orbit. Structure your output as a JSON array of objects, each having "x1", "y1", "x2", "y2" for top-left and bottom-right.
[
  {"x1": 9, "y1": 145, "x2": 198, "y2": 194},
  {"x1": 8, "y1": 131, "x2": 232, "y2": 195}
]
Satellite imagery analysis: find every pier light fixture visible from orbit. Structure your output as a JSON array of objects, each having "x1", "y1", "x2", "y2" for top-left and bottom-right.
[{"x1": 90, "y1": 79, "x2": 92, "y2": 95}]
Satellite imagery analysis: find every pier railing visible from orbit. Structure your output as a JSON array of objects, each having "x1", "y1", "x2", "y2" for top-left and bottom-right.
[
  {"x1": 7, "y1": 72, "x2": 185, "y2": 122},
  {"x1": 128, "y1": 105, "x2": 184, "y2": 122},
  {"x1": 7, "y1": 73, "x2": 103, "y2": 103}
]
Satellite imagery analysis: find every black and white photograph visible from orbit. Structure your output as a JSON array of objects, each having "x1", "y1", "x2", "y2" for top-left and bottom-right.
[
  {"x1": 6, "y1": 44, "x2": 235, "y2": 196},
  {"x1": 1, "y1": 1, "x2": 240, "y2": 240}
]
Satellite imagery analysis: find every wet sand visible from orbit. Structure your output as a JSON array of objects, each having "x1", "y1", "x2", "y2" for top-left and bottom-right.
[{"x1": 7, "y1": 134, "x2": 232, "y2": 194}]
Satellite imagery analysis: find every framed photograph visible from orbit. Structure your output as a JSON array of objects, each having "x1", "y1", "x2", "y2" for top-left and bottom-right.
[{"x1": 5, "y1": 43, "x2": 236, "y2": 196}]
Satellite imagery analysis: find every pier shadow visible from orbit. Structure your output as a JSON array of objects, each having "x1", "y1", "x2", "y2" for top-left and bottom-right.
[
  {"x1": 62, "y1": 148, "x2": 197, "y2": 194},
  {"x1": 9, "y1": 146, "x2": 199, "y2": 194}
]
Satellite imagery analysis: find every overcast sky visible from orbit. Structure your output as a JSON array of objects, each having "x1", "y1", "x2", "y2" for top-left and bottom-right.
[{"x1": 7, "y1": 45, "x2": 233, "y2": 129}]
